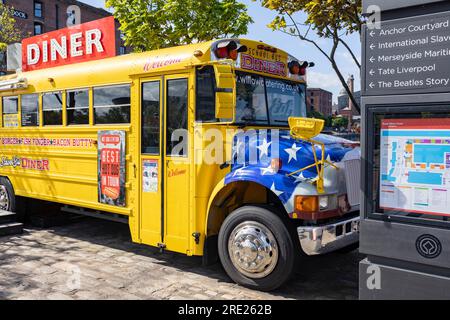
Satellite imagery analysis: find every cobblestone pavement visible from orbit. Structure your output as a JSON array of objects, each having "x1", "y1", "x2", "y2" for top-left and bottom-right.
[{"x1": 0, "y1": 218, "x2": 361, "y2": 300}]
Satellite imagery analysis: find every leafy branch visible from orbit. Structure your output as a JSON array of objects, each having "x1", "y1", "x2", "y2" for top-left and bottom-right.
[{"x1": 259, "y1": 0, "x2": 364, "y2": 113}]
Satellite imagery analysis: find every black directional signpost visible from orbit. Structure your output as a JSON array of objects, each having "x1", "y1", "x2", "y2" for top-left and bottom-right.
[
  {"x1": 363, "y1": 11, "x2": 450, "y2": 95},
  {"x1": 360, "y1": 0, "x2": 450, "y2": 300}
]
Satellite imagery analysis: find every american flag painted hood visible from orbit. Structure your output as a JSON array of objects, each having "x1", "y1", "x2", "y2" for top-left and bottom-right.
[{"x1": 224, "y1": 129, "x2": 358, "y2": 214}]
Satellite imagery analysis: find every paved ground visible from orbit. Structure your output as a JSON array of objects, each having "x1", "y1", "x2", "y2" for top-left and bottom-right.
[{"x1": 0, "y1": 218, "x2": 361, "y2": 300}]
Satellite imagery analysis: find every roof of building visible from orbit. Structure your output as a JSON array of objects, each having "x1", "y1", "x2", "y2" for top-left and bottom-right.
[
  {"x1": 306, "y1": 87, "x2": 333, "y2": 95},
  {"x1": 338, "y1": 90, "x2": 361, "y2": 98},
  {"x1": 60, "y1": 0, "x2": 112, "y2": 17}
]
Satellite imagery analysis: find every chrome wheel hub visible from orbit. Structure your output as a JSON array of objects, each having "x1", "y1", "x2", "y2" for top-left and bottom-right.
[
  {"x1": 0, "y1": 185, "x2": 9, "y2": 211},
  {"x1": 228, "y1": 221, "x2": 278, "y2": 278}
]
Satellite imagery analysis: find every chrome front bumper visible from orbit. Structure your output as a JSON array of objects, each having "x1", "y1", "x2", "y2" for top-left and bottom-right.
[{"x1": 297, "y1": 216, "x2": 360, "y2": 255}]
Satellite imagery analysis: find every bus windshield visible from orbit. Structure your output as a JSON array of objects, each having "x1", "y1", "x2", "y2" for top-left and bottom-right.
[{"x1": 235, "y1": 71, "x2": 306, "y2": 126}]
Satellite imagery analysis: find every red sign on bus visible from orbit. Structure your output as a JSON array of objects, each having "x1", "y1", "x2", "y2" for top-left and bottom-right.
[
  {"x1": 22, "y1": 16, "x2": 116, "y2": 72},
  {"x1": 98, "y1": 130, "x2": 126, "y2": 207}
]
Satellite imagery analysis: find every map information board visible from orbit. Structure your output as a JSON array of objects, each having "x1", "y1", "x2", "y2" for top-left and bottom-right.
[{"x1": 380, "y1": 118, "x2": 450, "y2": 216}]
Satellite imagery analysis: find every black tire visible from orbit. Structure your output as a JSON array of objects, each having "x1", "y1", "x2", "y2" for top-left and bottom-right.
[
  {"x1": 218, "y1": 205, "x2": 296, "y2": 291},
  {"x1": 0, "y1": 177, "x2": 16, "y2": 213}
]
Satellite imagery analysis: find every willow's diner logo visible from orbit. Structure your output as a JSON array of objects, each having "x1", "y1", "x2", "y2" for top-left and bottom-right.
[
  {"x1": 0, "y1": 156, "x2": 49, "y2": 171},
  {"x1": 0, "y1": 156, "x2": 21, "y2": 168},
  {"x1": 241, "y1": 54, "x2": 287, "y2": 77}
]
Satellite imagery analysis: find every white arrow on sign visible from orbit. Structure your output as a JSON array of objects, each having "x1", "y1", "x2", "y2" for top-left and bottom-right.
[
  {"x1": 370, "y1": 44, "x2": 376, "y2": 50},
  {"x1": 369, "y1": 31, "x2": 375, "y2": 37},
  {"x1": 369, "y1": 69, "x2": 375, "y2": 76},
  {"x1": 369, "y1": 82, "x2": 375, "y2": 89},
  {"x1": 369, "y1": 56, "x2": 375, "y2": 63}
]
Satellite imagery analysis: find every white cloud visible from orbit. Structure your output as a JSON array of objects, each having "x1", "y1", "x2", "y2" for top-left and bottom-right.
[
  {"x1": 307, "y1": 71, "x2": 342, "y2": 89},
  {"x1": 337, "y1": 51, "x2": 361, "y2": 66}
]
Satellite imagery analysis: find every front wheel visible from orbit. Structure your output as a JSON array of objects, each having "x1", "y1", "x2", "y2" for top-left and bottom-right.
[
  {"x1": 218, "y1": 205, "x2": 296, "y2": 291},
  {"x1": 0, "y1": 177, "x2": 16, "y2": 213}
]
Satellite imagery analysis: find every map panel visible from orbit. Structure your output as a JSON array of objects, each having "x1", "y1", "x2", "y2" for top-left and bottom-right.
[{"x1": 380, "y1": 118, "x2": 450, "y2": 216}]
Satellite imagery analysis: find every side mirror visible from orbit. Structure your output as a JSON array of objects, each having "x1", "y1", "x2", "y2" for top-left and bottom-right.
[{"x1": 214, "y1": 64, "x2": 235, "y2": 119}]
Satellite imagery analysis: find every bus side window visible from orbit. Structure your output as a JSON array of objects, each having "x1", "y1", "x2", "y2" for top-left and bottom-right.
[
  {"x1": 67, "y1": 89, "x2": 89, "y2": 125},
  {"x1": 196, "y1": 66, "x2": 217, "y2": 122},
  {"x1": 43, "y1": 92, "x2": 63, "y2": 126},
  {"x1": 2, "y1": 96, "x2": 19, "y2": 128},
  {"x1": 141, "y1": 81, "x2": 160, "y2": 154},
  {"x1": 167, "y1": 79, "x2": 188, "y2": 157},
  {"x1": 94, "y1": 84, "x2": 131, "y2": 124},
  {"x1": 21, "y1": 94, "x2": 39, "y2": 127}
]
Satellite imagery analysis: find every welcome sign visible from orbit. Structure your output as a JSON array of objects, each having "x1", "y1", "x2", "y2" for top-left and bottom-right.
[{"x1": 21, "y1": 16, "x2": 116, "y2": 72}]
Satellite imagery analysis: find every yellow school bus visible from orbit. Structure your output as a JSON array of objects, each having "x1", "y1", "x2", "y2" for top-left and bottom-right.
[{"x1": 0, "y1": 38, "x2": 360, "y2": 291}]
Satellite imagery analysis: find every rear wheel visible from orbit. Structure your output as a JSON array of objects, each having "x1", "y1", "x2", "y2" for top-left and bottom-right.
[
  {"x1": 218, "y1": 205, "x2": 296, "y2": 291},
  {"x1": 0, "y1": 177, "x2": 16, "y2": 212}
]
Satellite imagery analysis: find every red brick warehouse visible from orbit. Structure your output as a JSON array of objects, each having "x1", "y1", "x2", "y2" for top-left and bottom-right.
[{"x1": 306, "y1": 88, "x2": 333, "y2": 116}]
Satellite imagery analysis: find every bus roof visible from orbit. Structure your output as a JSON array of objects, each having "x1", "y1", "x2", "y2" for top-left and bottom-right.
[{"x1": 0, "y1": 39, "x2": 302, "y2": 94}]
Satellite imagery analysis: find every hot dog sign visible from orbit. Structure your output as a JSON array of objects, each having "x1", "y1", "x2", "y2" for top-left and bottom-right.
[{"x1": 98, "y1": 130, "x2": 126, "y2": 207}]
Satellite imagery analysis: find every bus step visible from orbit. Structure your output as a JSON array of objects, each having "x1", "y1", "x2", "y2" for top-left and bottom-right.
[
  {"x1": 0, "y1": 210, "x2": 18, "y2": 224},
  {"x1": 0, "y1": 222, "x2": 23, "y2": 237}
]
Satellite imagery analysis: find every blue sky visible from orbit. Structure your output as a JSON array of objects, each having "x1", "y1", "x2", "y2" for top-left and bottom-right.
[{"x1": 80, "y1": 0, "x2": 361, "y2": 102}]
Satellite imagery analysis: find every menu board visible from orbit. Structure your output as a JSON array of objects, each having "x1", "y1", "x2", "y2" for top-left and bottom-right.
[
  {"x1": 380, "y1": 118, "x2": 450, "y2": 216},
  {"x1": 98, "y1": 130, "x2": 126, "y2": 207}
]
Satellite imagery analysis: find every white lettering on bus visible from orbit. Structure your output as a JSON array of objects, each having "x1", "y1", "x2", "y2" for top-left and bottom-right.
[
  {"x1": 26, "y1": 29, "x2": 105, "y2": 66},
  {"x1": 27, "y1": 44, "x2": 40, "y2": 65},
  {"x1": 85, "y1": 29, "x2": 104, "y2": 54},
  {"x1": 42, "y1": 40, "x2": 48, "y2": 63},
  {"x1": 50, "y1": 36, "x2": 68, "y2": 61},
  {"x1": 70, "y1": 32, "x2": 83, "y2": 57}
]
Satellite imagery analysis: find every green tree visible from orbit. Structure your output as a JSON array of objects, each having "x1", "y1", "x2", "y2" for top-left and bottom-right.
[
  {"x1": 307, "y1": 110, "x2": 324, "y2": 119},
  {"x1": 332, "y1": 116, "x2": 349, "y2": 129},
  {"x1": 0, "y1": 3, "x2": 22, "y2": 53},
  {"x1": 106, "y1": 0, "x2": 253, "y2": 52},
  {"x1": 258, "y1": 0, "x2": 363, "y2": 113}
]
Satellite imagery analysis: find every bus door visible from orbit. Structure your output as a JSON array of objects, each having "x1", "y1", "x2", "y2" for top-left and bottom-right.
[
  {"x1": 140, "y1": 77, "x2": 163, "y2": 247},
  {"x1": 163, "y1": 75, "x2": 190, "y2": 253},
  {"x1": 140, "y1": 75, "x2": 191, "y2": 253}
]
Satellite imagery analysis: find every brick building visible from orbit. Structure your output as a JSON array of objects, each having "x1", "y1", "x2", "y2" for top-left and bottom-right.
[
  {"x1": 306, "y1": 88, "x2": 333, "y2": 116},
  {"x1": 1, "y1": 0, "x2": 128, "y2": 73}
]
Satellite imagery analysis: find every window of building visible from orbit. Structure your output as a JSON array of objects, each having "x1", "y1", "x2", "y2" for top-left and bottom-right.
[
  {"x1": 34, "y1": 22, "x2": 43, "y2": 35},
  {"x1": 310, "y1": 98, "x2": 314, "y2": 104},
  {"x1": 55, "y1": 4, "x2": 59, "y2": 29},
  {"x1": 141, "y1": 81, "x2": 160, "y2": 154},
  {"x1": 166, "y1": 79, "x2": 188, "y2": 156},
  {"x1": 67, "y1": 89, "x2": 89, "y2": 125},
  {"x1": 94, "y1": 85, "x2": 131, "y2": 124},
  {"x1": 34, "y1": 1, "x2": 43, "y2": 18},
  {"x1": 21, "y1": 94, "x2": 39, "y2": 127},
  {"x1": 2, "y1": 97, "x2": 19, "y2": 128},
  {"x1": 43, "y1": 92, "x2": 63, "y2": 126}
]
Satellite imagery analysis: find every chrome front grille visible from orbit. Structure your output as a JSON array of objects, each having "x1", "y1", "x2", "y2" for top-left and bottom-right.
[{"x1": 344, "y1": 158, "x2": 361, "y2": 207}]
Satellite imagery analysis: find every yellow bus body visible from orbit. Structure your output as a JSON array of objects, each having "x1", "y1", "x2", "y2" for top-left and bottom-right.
[{"x1": 0, "y1": 39, "x2": 305, "y2": 256}]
